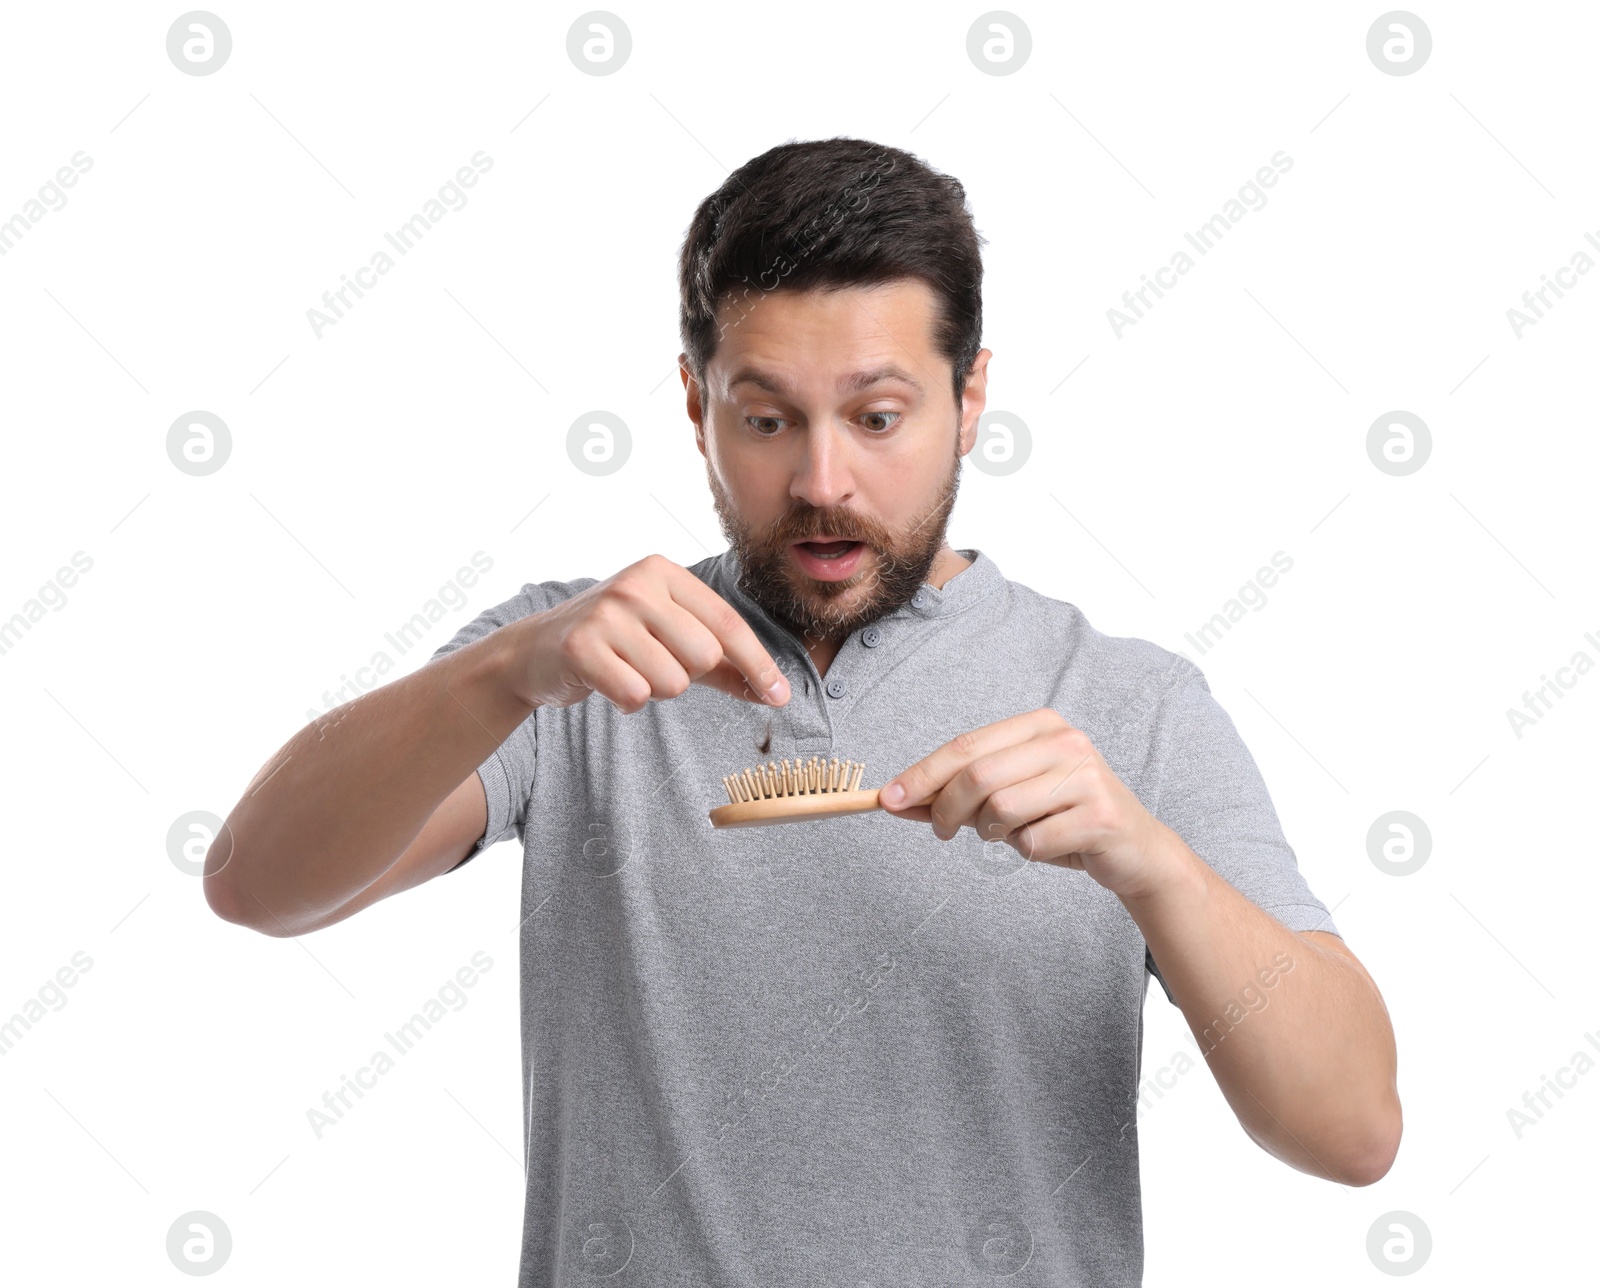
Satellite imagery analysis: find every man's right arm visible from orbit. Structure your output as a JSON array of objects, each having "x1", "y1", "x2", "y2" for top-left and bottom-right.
[
  {"x1": 203, "y1": 617, "x2": 539, "y2": 938},
  {"x1": 203, "y1": 554, "x2": 794, "y2": 937}
]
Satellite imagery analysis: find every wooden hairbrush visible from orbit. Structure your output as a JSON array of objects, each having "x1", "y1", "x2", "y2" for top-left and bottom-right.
[{"x1": 709, "y1": 756, "x2": 883, "y2": 828}]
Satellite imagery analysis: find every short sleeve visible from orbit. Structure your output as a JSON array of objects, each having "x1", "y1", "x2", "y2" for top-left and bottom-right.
[
  {"x1": 428, "y1": 579, "x2": 575, "y2": 872},
  {"x1": 1139, "y1": 662, "x2": 1341, "y2": 1004}
]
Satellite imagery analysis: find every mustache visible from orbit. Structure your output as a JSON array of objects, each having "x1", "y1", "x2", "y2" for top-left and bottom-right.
[{"x1": 774, "y1": 521, "x2": 878, "y2": 546}]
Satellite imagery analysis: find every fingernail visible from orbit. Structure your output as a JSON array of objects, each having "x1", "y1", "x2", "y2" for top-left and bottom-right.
[{"x1": 881, "y1": 782, "x2": 905, "y2": 807}]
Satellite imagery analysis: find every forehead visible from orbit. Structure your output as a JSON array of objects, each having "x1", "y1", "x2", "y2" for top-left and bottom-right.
[{"x1": 708, "y1": 278, "x2": 942, "y2": 389}]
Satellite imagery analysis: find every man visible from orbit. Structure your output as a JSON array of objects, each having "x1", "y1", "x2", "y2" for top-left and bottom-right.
[{"x1": 206, "y1": 137, "x2": 1399, "y2": 1285}]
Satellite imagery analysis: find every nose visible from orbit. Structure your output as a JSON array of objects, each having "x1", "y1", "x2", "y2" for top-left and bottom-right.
[{"x1": 790, "y1": 423, "x2": 856, "y2": 510}]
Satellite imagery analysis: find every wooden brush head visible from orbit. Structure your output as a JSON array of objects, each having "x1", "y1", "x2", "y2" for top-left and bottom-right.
[{"x1": 708, "y1": 755, "x2": 884, "y2": 829}]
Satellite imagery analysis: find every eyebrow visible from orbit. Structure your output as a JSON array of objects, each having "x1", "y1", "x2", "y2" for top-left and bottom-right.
[{"x1": 726, "y1": 364, "x2": 925, "y2": 399}]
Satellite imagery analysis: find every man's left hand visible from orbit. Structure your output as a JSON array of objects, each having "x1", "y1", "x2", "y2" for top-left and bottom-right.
[{"x1": 878, "y1": 708, "x2": 1179, "y2": 900}]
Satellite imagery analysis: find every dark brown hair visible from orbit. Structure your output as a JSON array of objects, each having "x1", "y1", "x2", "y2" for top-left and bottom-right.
[{"x1": 678, "y1": 137, "x2": 986, "y2": 409}]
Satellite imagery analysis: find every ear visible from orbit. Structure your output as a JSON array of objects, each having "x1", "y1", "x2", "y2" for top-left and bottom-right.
[
  {"x1": 679, "y1": 355, "x2": 708, "y2": 457},
  {"x1": 958, "y1": 348, "x2": 993, "y2": 455}
]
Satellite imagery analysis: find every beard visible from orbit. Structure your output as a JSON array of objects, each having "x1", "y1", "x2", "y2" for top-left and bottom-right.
[{"x1": 706, "y1": 434, "x2": 963, "y2": 645}]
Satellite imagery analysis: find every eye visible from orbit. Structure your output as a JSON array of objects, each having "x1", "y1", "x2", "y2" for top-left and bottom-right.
[
  {"x1": 745, "y1": 416, "x2": 785, "y2": 436},
  {"x1": 861, "y1": 411, "x2": 901, "y2": 432}
]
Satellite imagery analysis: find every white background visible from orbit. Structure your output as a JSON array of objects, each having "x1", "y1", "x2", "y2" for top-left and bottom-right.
[{"x1": 1, "y1": 1, "x2": 1595, "y2": 1282}]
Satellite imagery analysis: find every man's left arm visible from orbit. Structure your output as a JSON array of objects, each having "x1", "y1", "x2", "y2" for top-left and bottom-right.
[
  {"x1": 1121, "y1": 828, "x2": 1401, "y2": 1186},
  {"x1": 879, "y1": 705, "x2": 1402, "y2": 1188}
]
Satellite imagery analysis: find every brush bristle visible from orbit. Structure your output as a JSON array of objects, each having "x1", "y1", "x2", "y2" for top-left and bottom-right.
[{"x1": 721, "y1": 755, "x2": 867, "y2": 804}]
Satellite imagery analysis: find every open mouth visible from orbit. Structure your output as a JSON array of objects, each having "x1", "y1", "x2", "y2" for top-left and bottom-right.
[
  {"x1": 790, "y1": 538, "x2": 868, "y2": 580},
  {"x1": 795, "y1": 539, "x2": 862, "y2": 561}
]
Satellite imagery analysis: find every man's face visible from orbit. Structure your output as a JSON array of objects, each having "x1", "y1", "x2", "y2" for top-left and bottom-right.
[{"x1": 683, "y1": 278, "x2": 989, "y2": 644}]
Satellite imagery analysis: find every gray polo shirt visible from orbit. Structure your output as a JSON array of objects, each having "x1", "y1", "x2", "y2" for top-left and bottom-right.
[{"x1": 430, "y1": 546, "x2": 1339, "y2": 1286}]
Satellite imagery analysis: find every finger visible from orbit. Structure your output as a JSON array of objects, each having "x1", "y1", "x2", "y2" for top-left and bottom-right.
[
  {"x1": 632, "y1": 599, "x2": 747, "y2": 696},
  {"x1": 664, "y1": 568, "x2": 790, "y2": 705},
  {"x1": 972, "y1": 766, "x2": 1084, "y2": 847},
  {"x1": 926, "y1": 739, "x2": 1068, "y2": 842},
  {"x1": 696, "y1": 656, "x2": 787, "y2": 705},
  {"x1": 614, "y1": 588, "x2": 783, "y2": 707},
  {"x1": 882, "y1": 709, "x2": 1061, "y2": 810},
  {"x1": 998, "y1": 807, "x2": 1094, "y2": 867},
  {"x1": 597, "y1": 627, "x2": 692, "y2": 713},
  {"x1": 572, "y1": 636, "x2": 674, "y2": 714}
]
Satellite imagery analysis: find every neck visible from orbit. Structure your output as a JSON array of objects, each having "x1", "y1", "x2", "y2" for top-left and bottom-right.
[{"x1": 926, "y1": 543, "x2": 971, "y2": 589}]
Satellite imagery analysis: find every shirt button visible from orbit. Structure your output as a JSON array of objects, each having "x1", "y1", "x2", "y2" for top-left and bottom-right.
[
  {"x1": 861, "y1": 626, "x2": 881, "y2": 648},
  {"x1": 825, "y1": 677, "x2": 847, "y2": 699},
  {"x1": 912, "y1": 589, "x2": 930, "y2": 609}
]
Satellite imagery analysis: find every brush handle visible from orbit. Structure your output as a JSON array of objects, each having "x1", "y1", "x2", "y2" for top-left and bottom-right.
[{"x1": 708, "y1": 788, "x2": 884, "y2": 829}]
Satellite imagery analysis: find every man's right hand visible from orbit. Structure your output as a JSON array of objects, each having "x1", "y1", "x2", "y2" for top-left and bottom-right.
[{"x1": 508, "y1": 554, "x2": 791, "y2": 713}]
